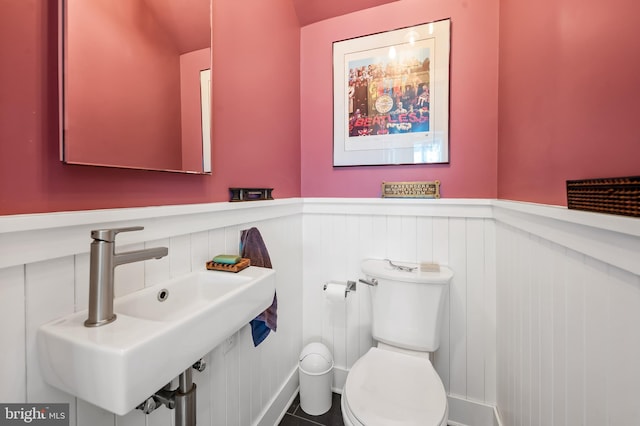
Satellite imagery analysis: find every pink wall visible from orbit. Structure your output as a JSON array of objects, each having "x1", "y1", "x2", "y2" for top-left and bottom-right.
[
  {"x1": 0, "y1": 0, "x2": 300, "y2": 215},
  {"x1": 300, "y1": 0, "x2": 500, "y2": 198},
  {"x1": 498, "y1": 0, "x2": 640, "y2": 206},
  {"x1": 292, "y1": 0, "x2": 398, "y2": 27},
  {"x1": 6, "y1": 0, "x2": 635, "y2": 214}
]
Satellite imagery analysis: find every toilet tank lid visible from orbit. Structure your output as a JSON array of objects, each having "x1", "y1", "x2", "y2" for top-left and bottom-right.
[{"x1": 361, "y1": 259, "x2": 453, "y2": 284}]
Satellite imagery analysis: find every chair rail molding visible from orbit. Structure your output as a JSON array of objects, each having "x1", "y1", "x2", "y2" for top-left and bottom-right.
[
  {"x1": 493, "y1": 199, "x2": 640, "y2": 276},
  {"x1": 0, "y1": 199, "x2": 302, "y2": 269},
  {"x1": 2, "y1": 198, "x2": 638, "y2": 273}
]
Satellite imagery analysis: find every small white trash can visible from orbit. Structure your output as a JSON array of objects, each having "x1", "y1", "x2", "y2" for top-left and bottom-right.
[{"x1": 298, "y1": 342, "x2": 334, "y2": 415}]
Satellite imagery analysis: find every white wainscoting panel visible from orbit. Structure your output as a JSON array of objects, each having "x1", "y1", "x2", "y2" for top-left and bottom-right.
[
  {"x1": 0, "y1": 265, "x2": 26, "y2": 403},
  {"x1": 301, "y1": 199, "x2": 498, "y2": 411},
  {"x1": 5, "y1": 197, "x2": 638, "y2": 426},
  {"x1": 0, "y1": 202, "x2": 302, "y2": 426},
  {"x1": 495, "y1": 211, "x2": 640, "y2": 426}
]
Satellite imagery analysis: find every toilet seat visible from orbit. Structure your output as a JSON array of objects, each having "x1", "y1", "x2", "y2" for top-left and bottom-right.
[{"x1": 342, "y1": 347, "x2": 448, "y2": 426}]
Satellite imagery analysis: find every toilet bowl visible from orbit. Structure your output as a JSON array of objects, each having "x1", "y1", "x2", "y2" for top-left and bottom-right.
[
  {"x1": 341, "y1": 346, "x2": 448, "y2": 426},
  {"x1": 341, "y1": 259, "x2": 453, "y2": 426}
]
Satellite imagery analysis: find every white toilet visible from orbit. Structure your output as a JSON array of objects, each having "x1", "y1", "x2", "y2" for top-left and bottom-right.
[{"x1": 341, "y1": 259, "x2": 453, "y2": 426}]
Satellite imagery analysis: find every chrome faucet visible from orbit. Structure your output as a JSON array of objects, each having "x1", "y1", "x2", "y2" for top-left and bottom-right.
[{"x1": 85, "y1": 226, "x2": 168, "y2": 327}]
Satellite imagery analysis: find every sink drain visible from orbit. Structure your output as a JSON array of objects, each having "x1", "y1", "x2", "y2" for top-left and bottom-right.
[{"x1": 157, "y1": 289, "x2": 169, "y2": 302}]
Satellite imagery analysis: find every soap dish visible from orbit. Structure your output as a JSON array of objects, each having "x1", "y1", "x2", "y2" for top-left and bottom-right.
[{"x1": 206, "y1": 258, "x2": 250, "y2": 273}]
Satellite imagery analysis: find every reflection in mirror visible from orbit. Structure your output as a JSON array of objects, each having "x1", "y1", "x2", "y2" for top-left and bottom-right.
[{"x1": 61, "y1": 0, "x2": 212, "y2": 174}]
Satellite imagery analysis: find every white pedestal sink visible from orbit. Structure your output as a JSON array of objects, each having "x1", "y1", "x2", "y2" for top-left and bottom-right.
[{"x1": 37, "y1": 266, "x2": 275, "y2": 415}]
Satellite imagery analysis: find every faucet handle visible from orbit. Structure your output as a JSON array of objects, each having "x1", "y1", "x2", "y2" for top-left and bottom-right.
[{"x1": 91, "y1": 226, "x2": 144, "y2": 242}]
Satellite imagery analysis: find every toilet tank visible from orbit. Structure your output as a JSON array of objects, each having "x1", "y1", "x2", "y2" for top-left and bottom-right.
[{"x1": 362, "y1": 259, "x2": 453, "y2": 352}]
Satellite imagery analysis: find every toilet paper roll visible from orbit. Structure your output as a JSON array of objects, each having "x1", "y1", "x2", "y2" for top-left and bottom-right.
[
  {"x1": 324, "y1": 282, "x2": 347, "y2": 323},
  {"x1": 324, "y1": 282, "x2": 347, "y2": 302}
]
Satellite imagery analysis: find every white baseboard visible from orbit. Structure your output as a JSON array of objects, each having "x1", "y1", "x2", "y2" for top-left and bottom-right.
[
  {"x1": 447, "y1": 395, "x2": 501, "y2": 426},
  {"x1": 332, "y1": 366, "x2": 348, "y2": 393},
  {"x1": 255, "y1": 366, "x2": 299, "y2": 426}
]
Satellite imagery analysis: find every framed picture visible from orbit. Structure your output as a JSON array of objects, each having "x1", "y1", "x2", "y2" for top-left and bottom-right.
[{"x1": 333, "y1": 19, "x2": 451, "y2": 167}]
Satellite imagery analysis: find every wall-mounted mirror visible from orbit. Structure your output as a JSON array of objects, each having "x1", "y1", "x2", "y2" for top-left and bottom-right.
[{"x1": 60, "y1": 0, "x2": 212, "y2": 174}]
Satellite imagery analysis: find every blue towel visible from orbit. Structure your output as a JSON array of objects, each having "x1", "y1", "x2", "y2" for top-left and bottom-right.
[{"x1": 240, "y1": 227, "x2": 277, "y2": 346}]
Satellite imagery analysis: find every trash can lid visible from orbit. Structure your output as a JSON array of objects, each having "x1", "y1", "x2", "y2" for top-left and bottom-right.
[{"x1": 299, "y1": 342, "x2": 333, "y2": 374}]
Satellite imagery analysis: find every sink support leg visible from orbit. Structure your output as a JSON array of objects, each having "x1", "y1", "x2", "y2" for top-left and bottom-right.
[{"x1": 175, "y1": 368, "x2": 196, "y2": 426}]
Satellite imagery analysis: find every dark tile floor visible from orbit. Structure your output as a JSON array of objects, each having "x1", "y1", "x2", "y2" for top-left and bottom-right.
[{"x1": 279, "y1": 392, "x2": 345, "y2": 426}]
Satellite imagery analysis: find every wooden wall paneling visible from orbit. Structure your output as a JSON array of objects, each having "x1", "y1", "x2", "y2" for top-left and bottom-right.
[
  {"x1": 499, "y1": 223, "x2": 518, "y2": 425},
  {"x1": 319, "y1": 215, "x2": 337, "y2": 363},
  {"x1": 1, "y1": 204, "x2": 302, "y2": 426},
  {"x1": 466, "y1": 218, "x2": 486, "y2": 401},
  {"x1": 529, "y1": 235, "x2": 542, "y2": 426},
  {"x1": 550, "y1": 240, "x2": 568, "y2": 426},
  {"x1": 115, "y1": 406, "x2": 146, "y2": 426},
  {"x1": 194, "y1": 351, "x2": 212, "y2": 426},
  {"x1": 432, "y1": 217, "x2": 450, "y2": 266},
  {"x1": 238, "y1": 325, "x2": 252, "y2": 426},
  {"x1": 207, "y1": 228, "x2": 227, "y2": 261},
  {"x1": 268, "y1": 215, "x2": 303, "y2": 389},
  {"x1": 209, "y1": 345, "x2": 227, "y2": 426},
  {"x1": 607, "y1": 266, "x2": 640, "y2": 423},
  {"x1": 25, "y1": 257, "x2": 77, "y2": 423},
  {"x1": 483, "y1": 219, "x2": 497, "y2": 405},
  {"x1": 74, "y1": 252, "x2": 90, "y2": 311},
  {"x1": 190, "y1": 231, "x2": 210, "y2": 272},
  {"x1": 221, "y1": 296, "x2": 244, "y2": 422},
  {"x1": 144, "y1": 238, "x2": 171, "y2": 287},
  {"x1": 169, "y1": 234, "x2": 192, "y2": 278},
  {"x1": 345, "y1": 214, "x2": 362, "y2": 368},
  {"x1": 494, "y1": 223, "x2": 508, "y2": 421},
  {"x1": 448, "y1": 218, "x2": 468, "y2": 397},
  {"x1": 496, "y1": 214, "x2": 640, "y2": 426},
  {"x1": 0, "y1": 265, "x2": 26, "y2": 402},
  {"x1": 564, "y1": 250, "x2": 586, "y2": 424},
  {"x1": 146, "y1": 405, "x2": 172, "y2": 426},
  {"x1": 302, "y1": 214, "x2": 324, "y2": 344},
  {"x1": 77, "y1": 399, "x2": 114, "y2": 426},
  {"x1": 386, "y1": 216, "x2": 417, "y2": 262},
  {"x1": 371, "y1": 215, "x2": 389, "y2": 259},
  {"x1": 416, "y1": 216, "x2": 434, "y2": 263},
  {"x1": 583, "y1": 256, "x2": 608, "y2": 425},
  {"x1": 537, "y1": 238, "x2": 555, "y2": 426},
  {"x1": 356, "y1": 215, "x2": 375, "y2": 361},
  {"x1": 516, "y1": 231, "x2": 531, "y2": 425},
  {"x1": 433, "y1": 217, "x2": 451, "y2": 393},
  {"x1": 248, "y1": 326, "x2": 263, "y2": 422},
  {"x1": 329, "y1": 214, "x2": 349, "y2": 370}
]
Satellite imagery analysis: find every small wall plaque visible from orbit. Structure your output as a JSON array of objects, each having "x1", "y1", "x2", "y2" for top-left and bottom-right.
[
  {"x1": 229, "y1": 188, "x2": 274, "y2": 202},
  {"x1": 381, "y1": 181, "x2": 441, "y2": 199}
]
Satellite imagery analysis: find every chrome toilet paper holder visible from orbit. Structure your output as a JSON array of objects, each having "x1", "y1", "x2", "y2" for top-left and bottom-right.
[{"x1": 323, "y1": 280, "x2": 357, "y2": 298}]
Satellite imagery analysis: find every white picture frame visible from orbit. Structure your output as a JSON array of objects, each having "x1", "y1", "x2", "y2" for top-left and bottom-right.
[{"x1": 333, "y1": 19, "x2": 451, "y2": 166}]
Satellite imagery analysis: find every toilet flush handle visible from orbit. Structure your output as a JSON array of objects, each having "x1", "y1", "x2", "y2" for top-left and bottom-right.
[{"x1": 358, "y1": 278, "x2": 378, "y2": 287}]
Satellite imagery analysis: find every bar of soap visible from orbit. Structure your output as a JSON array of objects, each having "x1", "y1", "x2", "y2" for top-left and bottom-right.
[{"x1": 212, "y1": 254, "x2": 241, "y2": 265}]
